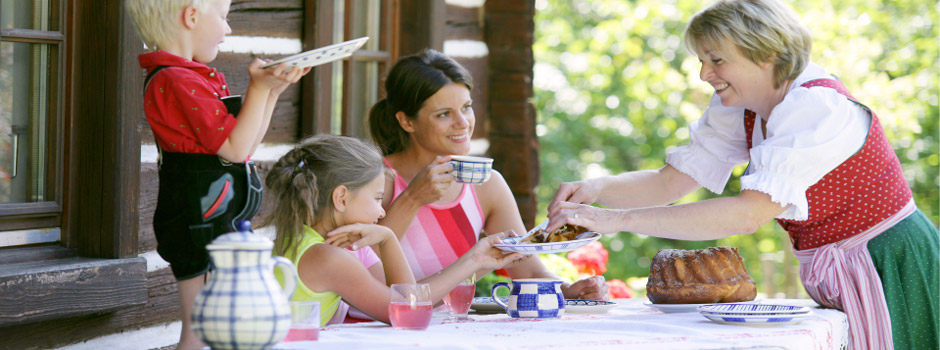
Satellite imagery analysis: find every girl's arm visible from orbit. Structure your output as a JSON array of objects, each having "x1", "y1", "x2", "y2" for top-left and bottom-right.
[
  {"x1": 309, "y1": 225, "x2": 413, "y2": 323},
  {"x1": 417, "y1": 232, "x2": 525, "y2": 302},
  {"x1": 298, "y1": 244, "x2": 397, "y2": 323},
  {"x1": 476, "y1": 170, "x2": 610, "y2": 300},
  {"x1": 474, "y1": 170, "x2": 550, "y2": 279}
]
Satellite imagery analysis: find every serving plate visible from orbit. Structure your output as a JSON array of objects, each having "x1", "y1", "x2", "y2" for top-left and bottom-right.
[
  {"x1": 644, "y1": 301, "x2": 708, "y2": 314},
  {"x1": 471, "y1": 296, "x2": 509, "y2": 314},
  {"x1": 262, "y1": 37, "x2": 369, "y2": 69},
  {"x1": 494, "y1": 221, "x2": 601, "y2": 254},
  {"x1": 564, "y1": 299, "x2": 618, "y2": 314},
  {"x1": 471, "y1": 297, "x2": 617, "y2": 315},
  {"x1": 700, "y1": 311, "x2": 812, "y2": 326},
  {"x1": 645, "y1": 299, "x2": 763, "y2": 314},
  {"x1": 697, "y1": 304, "x2": 812, "y2": 316}
]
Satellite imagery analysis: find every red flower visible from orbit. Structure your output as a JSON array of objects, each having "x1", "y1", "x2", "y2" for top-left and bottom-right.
[
  {"x1": 608, "y1": 278, "x2": 634, "y2": 299},
  {"x1": 494, "y1": 268, "x2": 510, "y2": 278},
  {"x1": 567, "y1": 241, "x2": 608, "y2": 276}
]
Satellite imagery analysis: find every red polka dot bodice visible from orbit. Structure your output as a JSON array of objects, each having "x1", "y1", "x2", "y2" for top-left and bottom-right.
[{"x1": 745, "y1": 79, "x2": 912, "y2": 250}]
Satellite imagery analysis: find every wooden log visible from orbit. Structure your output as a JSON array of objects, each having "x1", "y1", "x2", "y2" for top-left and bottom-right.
[
  {"x1": 0, "y1": 267, "x2": 179, "y2": 350},
  {"x1": 0, "y1": 257, "x2": 148, "y2": 326}
]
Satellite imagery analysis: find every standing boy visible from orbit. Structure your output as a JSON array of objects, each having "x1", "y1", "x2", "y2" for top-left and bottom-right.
[{"x1": 125, "y1": 0, "x2": 310, "y2": 348}]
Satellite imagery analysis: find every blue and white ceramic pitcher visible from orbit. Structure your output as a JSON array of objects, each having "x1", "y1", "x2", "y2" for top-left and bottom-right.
[
  {"x1": 192, "y1": 222, "x2": 297, "y2": 349},
  {"x1": 492, "y1": 278, "x2": 565, "y2": 318}
]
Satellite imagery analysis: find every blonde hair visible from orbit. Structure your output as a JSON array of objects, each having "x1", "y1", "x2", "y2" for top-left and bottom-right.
[
  {"x1": 262, "y1": 134, "x2": 385, "y2": 257},
  {"x1": 683, "y1": 0, "x2": 812, "y2": 88},
  {"x1": 124, "y1": 0, "x2": 215, "y2": 50}
]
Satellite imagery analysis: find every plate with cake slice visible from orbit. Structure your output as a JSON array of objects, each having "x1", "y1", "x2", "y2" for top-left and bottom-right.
[{"x1": 494, "y1": 221, "x2": 601, "y2": 254}]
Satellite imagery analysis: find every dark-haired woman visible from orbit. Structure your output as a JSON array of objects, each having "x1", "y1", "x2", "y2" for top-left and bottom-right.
[{"x1": 368, "y1": 49, "x2": 608, "y2": 300}]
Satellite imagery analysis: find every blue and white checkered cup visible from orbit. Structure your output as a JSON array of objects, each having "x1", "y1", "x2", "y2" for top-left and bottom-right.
[
  {"x1": 449, "y1": 155, "x2": 493, "y2": 184},
  {"x1": 491, "y1": 278, "x2": 565, "y2": 318}
]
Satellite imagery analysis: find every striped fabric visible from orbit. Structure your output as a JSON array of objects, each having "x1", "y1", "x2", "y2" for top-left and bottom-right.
[
  {"x1": 386, "y1": 159, "x2": 485, "y2": 280},
  {"x1": 795, "y1": 200, "x2": 915, "y2": 349}
]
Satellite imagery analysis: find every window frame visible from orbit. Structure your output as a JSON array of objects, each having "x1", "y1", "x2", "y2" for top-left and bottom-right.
[
  {"x1": 0, "y1": 0, "x2": 66, "y2": 235},
  {"x1": 301, "y1": 0, "x2": 399, "y2": 139}
]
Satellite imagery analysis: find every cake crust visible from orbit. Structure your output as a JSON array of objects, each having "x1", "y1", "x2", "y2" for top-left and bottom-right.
[{"x1": 646, "y1": 247, "x2": 757, "y2": 304}]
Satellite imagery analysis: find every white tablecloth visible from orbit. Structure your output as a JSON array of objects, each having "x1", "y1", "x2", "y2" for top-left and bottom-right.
[{"x1": 276, "y1": 298, "x2": 848, "y2": 350}]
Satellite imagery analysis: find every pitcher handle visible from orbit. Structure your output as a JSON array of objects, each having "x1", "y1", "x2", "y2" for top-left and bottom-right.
[
  {"x1": 491, "y1": 282, "x2": 510, "y2": 312},
  {"x1": 272, "y1": 256, "x2": 298, "y2": 300}
]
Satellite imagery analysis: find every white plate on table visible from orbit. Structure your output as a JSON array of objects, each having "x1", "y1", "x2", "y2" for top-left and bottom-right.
[
  {"x1": 697, "y1": 304, "x2": 812, "y2": 316},
  {"x1": 700, "y1": 311, "x2": 813, "y2": 326},
  {"x1": 493, "y1": 221, "x2": 601, "y2": 254},
  {"x1": 471, "y1": 296, "x2": 509, "y2": 314},
  {"x1": 564, "y1": 299, "x2": 618, "y2": 314},
  {"x1": 644, "y1": 302, "x2": 708, "y2": 314},
  {"x1": 471, "y1": 297, "x2": 617, "y2": 314},
  {"x1": 262, "y1": 37, "x2": 369, "y2": 69},
  {"x1": 645, "y1": 299, "x2": 762, "y2": 314}
]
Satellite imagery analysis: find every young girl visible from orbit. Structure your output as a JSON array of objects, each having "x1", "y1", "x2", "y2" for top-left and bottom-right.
[{"x1": 264, "y1": 134, "x2": 524, "y2": 325}]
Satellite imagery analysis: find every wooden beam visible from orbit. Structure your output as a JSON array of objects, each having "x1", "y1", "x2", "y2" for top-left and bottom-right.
[
  {"x1": 0, "y1": 257, "x2": 148, "y2": 326},
  {"x1": 398, "y1": 0, "x2": 445, "y2": 56}
]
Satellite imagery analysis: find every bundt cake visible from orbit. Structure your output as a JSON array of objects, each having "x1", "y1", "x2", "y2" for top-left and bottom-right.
[{"x1": 646, "y1": 247, "x2": 756, "y2": 304}]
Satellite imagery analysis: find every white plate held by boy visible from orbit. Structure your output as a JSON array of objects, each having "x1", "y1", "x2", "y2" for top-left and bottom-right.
[{"x1": 263, "y1": 37, "x2": 369, "y2": 69}]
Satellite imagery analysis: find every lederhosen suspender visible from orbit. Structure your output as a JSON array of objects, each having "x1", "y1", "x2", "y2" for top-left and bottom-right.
[{"x1": 145, "y1": 66, "x2": 262, "y2": 241}]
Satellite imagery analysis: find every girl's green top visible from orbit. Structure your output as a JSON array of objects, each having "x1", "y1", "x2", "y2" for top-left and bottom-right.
[{"x1": 274, "y1": 226, "x2": 343, "y2": 326}]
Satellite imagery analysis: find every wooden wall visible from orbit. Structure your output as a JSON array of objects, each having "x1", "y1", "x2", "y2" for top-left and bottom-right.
[
  {"x1": 444, "y1": 4, "x2": 489, "y2": 139},
  {"x1": 485, "y1": 1, "x2": 538, "y2": 228}
]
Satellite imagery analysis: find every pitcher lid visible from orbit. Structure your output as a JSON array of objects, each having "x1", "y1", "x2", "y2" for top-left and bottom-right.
[{"x1": 206, "y1": 221, "x2": 273, "y2": 250}]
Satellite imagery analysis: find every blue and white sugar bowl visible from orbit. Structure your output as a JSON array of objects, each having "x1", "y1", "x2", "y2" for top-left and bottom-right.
[
  {"x1": 492, "y1": 278, "x2": 565, "y2": 318},
  {"x1": 192, "y1": 222, "x2": 298, "y2": 349}
]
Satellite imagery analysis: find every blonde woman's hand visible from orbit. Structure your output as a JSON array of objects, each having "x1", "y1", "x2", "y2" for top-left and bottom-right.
[
  {"x1": 545, "y1": 201, "x2": 625, "y2": 234},
  {"x1": 465, "y1": 230, "x2": 526, "y2": 270},
  {"x1": 401, "y1": 156, "x2": 455, "y2": 206},
  {"x1": 547, "y1": 180, "x2": 601, "y2": 216},
  {"x1": 325, "y1": 223, "x2": 395, "y2": 250}
]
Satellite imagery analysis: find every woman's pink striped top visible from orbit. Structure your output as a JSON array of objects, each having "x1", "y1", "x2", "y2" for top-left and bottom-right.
[{"x1": 386, "y1": 160, "x2": 486, "y2": 280}]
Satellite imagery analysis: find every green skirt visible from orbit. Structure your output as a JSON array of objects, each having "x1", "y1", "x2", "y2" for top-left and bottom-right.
[{"x1": 868, "y1": 209, "x2": 939, "y2": 350}]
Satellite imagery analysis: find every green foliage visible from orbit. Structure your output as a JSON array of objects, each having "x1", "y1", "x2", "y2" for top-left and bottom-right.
[{"x1": 533, "y1": 0, "x2": 938, "y2": 295}]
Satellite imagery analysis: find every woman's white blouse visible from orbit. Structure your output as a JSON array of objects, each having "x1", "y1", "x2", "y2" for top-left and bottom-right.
[{"x1": 665, "y1": 62, "x2": 871, "y2": 221}]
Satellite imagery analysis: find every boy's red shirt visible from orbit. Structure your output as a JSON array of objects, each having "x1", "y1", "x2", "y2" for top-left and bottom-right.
[{"x1": 139, "y1": 51, "x2": 238, "y2": 154}]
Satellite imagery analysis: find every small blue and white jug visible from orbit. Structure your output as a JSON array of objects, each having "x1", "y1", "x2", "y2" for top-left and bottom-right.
[
  {"x1": 192, "y1": 223, "x2": 297, "y2": 349},
  {"x1": 492, "y1": 278, "x2": 565, "y2": 318}
]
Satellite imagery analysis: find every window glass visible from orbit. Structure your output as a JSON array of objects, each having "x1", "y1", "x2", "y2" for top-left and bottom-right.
[
  {"x1": 0, "y1": 41, "x2": 51, "y2": 203},
  {"x1": 1, "y1": 0, "x2": 58, "y2": 31}
]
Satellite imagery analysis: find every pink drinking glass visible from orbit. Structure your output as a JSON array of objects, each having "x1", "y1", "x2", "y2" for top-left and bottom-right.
[
  {"x1": 283, "y1": 301, "x2": 320, "y2": 342},
  {"x1": 443, "y1": 275, "x2": 476, "y2": 320},
  {"x1": 388, "y1": 283, "x2": 433, "y2": 330}
]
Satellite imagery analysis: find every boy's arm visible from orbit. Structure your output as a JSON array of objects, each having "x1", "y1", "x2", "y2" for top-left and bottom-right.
[
  {"x1": 217, "y1": 62, "x2": 309, "y2": 162},
  {"x1": 248, "y1": 92, "x2": 279, "y2": 157},
  {"x1": 215, "y1": 80, "x2": 272, "y2": 162}
]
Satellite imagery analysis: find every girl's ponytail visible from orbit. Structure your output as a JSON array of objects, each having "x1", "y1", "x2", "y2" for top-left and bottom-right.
[{"x1": 368, "y1": 98, "x2": 406, "y2": 156}]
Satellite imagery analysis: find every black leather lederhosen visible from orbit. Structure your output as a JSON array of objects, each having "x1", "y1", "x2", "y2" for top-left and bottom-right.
[{"x1": 144, "y1": 66, "x2": 261, "y2": 280}]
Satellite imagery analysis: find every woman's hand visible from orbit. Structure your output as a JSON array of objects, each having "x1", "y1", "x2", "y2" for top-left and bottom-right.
[
  {"x1": 547, "y1": 180, "x2": 601, "y2": 216},
  {"x1": 464, "y1": 231, "x2": 526, "y2": 270},
  {"x1": 325, "y1": 223, "x2": 395, "y2": 250},
  {"x1": 401, "y1": 156, "x2": 455, "y2": 206},
  {"x1": 562, "y1": 275, "x2": 610, "y2": 300},
  {"x1": 545, "y1": 201, "x2": 626, "y2": 234}
]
